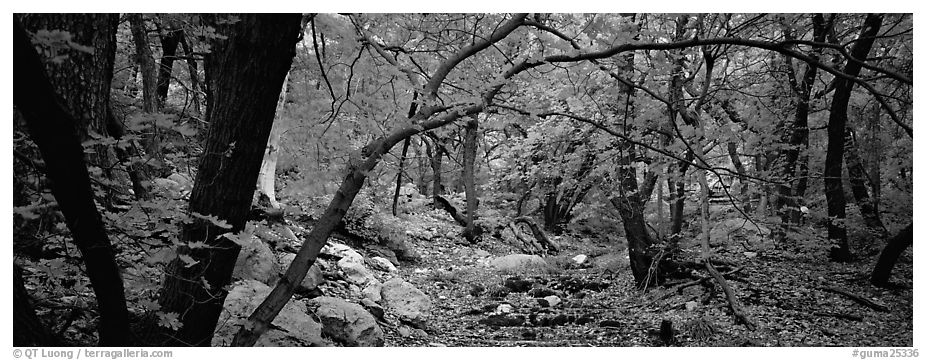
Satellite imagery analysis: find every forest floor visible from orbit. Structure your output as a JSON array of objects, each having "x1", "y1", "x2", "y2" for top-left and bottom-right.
[{"x1": 359, "y1": 210, "x2": 913, "y2": 347}]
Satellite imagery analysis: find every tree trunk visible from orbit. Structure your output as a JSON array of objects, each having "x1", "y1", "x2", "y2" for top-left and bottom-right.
[
  {"x1": 14, "y1": 264, "x2": 63, "y2": 346},
  {"x1": 462, "y1": 117, "x2": 480, "y2": 242},
  {"x1": 844, "y1": 127, "x2": 887, "y2": 235},
  {"x1": 429, "y1": 135, "x2": 445, "y2": 200},
  {"x1": 155, "y1": 14, "x2": 302, "y2": 346},
  {"x1": 14, "y1": 20, "x2": 131, "y2": 345},
  {"x1": 20, "y1": 13, "x2": 123, "y2": 197},
  {"x1": 156, "y1": 27, "x2": 183, "y2": 106},
  {"x1": 392, "y1": 138, "x2": 411, "y2": 216},
  {"x1": 865, "y1": 103, "x2": 882, "y2": 212},
  {"x1": 128, "y1": 14, "x2": 169, "y2": 177},
  {"x1": 825, "y1": 14, "x2": 882, "y2": 262},
  {"x1": 870, "y1": 224, "x2": 912, "y2": 288},
  {"x1": 256, "y1": 71, "x2": 291, "y2": 210},
  {"x1": 179, "y1": 35, "x2": 202, "y2": 115},
  {"x1": 778, "y1": 13, "x2": 827, "y2": 225}
]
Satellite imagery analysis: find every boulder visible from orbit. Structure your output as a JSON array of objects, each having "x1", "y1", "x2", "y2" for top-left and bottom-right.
[
  {"x1": 381, "y1": 277, "x2": 432, "y2": 328},
  {"x1": 338, "y1": 257, "x2": 377, "y2": 286},
  {"x1": 360, "y1": 298, "x2": 386, "y2": 321},
  {"x1": 362, "y1": 280, "x2": 383, "y2": 302},
  {"x1": 367, "y1": 256, "x2": 398, "y2": 272},
  {"x1": 212, "y1": 280, "x2": 325, "y2": 347},
  {"x1": 321, "y1": 242, "x2": 364, "y2": 263},
  {"x1": 502, "y1": 276, "x2": 533, "y2": 292},
  {"x1": 307, "y1": 296, "x2": 384, "y2": 347},
  {"x1": 277, "y1": 253, "x2": 325, "y2": 291},
  {"x1": 233, "y1": 235, "x2": 279, "y2": 285},
  {"x1": 489, "y1": 254, "x2": 548, "y2": 272}
]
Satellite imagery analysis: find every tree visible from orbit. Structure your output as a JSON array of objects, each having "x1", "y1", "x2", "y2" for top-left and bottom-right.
[
  {"x1": 14, "y1": 19, "x2": 131, "y2": 346},
  {"x1": 154, "y1": 14, "x2": 303, "y2": 346},
  {"x1": 870, "y1": 224, "x2": 912, "y2": 288},
  {"x1": 825, "y1": 14, "x2": 882, "y2": 262}
]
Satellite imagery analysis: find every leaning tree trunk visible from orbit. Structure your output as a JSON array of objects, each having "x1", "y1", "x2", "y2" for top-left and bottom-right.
[
  {"x1": 231, "y1": 14, "x2": 528, "y2": 346},
  {"x1": 256, "y1": 71, "x2": 291, "y2": 210},
  {"x1": 14, "y1": 20, "x2": 131, "y2": 346},
  {"x1": 392, "y1": 95, "x2": 419, "y2": 216},
  {"x1": 871, "y1": 224, "x2": 912, "y2": 288},
  {"x1": 179, "y1": 35, "x2": 202, "y2": 115},
  {"x1": 824, "y1": 14, "x2": 882, "y2": 262},
  {"x1": 462, "y1": 117, "x2": 481, "y2": 242},
  {"x1": 155, "y1": 14, "x2": 303, "y2": 347},
  {"x1": 20, "y1": 14, "x2": 131, "y2": 200},
  {"x1": 428, "y1": 135, "x2": 445, "y2": 201}
]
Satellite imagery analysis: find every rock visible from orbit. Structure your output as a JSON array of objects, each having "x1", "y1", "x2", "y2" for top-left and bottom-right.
[
  {"x1": 233, "y1": 234, "x2": 279, "y2": 285},
  {"x1": 474, "y1": 249, "x2": 492, "y2": 258},
  {"x1": 575, "y1": 313, "x2": 596, "y2": 325},
  {"x1": 428, "y1": 342, "x2": 447, "y2": 347},
  {"x1": 166, "y1": 173, "x2": 193, "y2": 191},
  {"x1": 468, "y1": 283, "x2": 486, "y2": 297},
  {"x1": 367, "y1": 256, "x2": 398, "y2": 272},
  {"x1": 502, "y1": 276, "x2": 533, "y2": 293},
  {"x1": 212, "y1": 280, "x2": 325, "y2": 347},
  {"x1": 709, "y1": 218, "x2": 770, "y2": 248},
  {"x1": 685, "y1": 301, "x2": 698, "y2": 311},
  {"x1": 365, "y1": 243, "x2": 400, "y2": 265},
  {"x1": 360, "y1": 298, "x2": 386, "y2": 321},
  {"x1": 492, "y1": 303, "x2": 514, "y2": 315},
  {"x1": 572, "y1": 254, "x2": 588, "y2": 266},
  {"x1": 527, "y1": 287, "x2": 556, "y2": 298},
  {"x1": 381, "y1": 277, "x2": 432, "y2": 328},
  {"x1": 412, "y1": 328, "x2": 428, "y2": 338},
  {"x1": 338, "y1": 257, "x2": 377, "y2": 286},
  {"x1": 277, "y1": 253, "x2": 325, "y2": 291},
  {"x1": 538, "y1": 295, "x2": 562, "y2": 307},
  {"x1": 397, "y1": 325, "x2": 412, "y2": 337},
  {"x1": 306, "y1": 296, "x2": 384, "y2": 347},
  {"x1": 362, "y1": 281, "x2": 383, "y2": 302},
  {"x1": 489, "y1": 254, "x2": 547, "y2": 272},
  {"x1": 479, "y1": 314, "x2": 525, "y2": 327},
  {"x1": 321, "y1": 242, "x2": 364, "y2": 263}
]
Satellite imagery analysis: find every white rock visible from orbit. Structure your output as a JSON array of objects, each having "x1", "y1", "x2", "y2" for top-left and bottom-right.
[
  {"x1": 368, "y1": 256, "x2": 398, "y2": 272},
  {"x1": 338, "y1": 257, "x2": 377, "y2": 286},
  {"x1": 685, "y1": 301, "x2": 699, "y2": 311},
  {"x1": 322, "y1": 242, "x2": 364, "y2": 263},
  {"x1": 572, "y1": 254, "x2": 588, "y2": 265},
  {"x1": 493, "y1": 303, "x2": 514, "y2": 315},
  {"x1": 212, "y1": 280, "x2": 325, "y2": 347},
  {"x1": 542, "y1": 295, "x2": 562, "y2": 307}
]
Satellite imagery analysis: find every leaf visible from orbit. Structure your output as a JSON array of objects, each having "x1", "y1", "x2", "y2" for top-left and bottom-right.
[
  {"x1": 191, "y1": 212, "x2": 233, "y2": 229},
  {"x1": 178, "y1": 254, "x2": 199, "y2": 268},
  {"x1": 157, "y1": 312, "x2": 182, "y2": 330}
]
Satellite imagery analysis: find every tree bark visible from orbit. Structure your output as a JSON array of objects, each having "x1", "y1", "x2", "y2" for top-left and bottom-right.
[
  {"x1": 20, "y1": 13, "x2": 124, "y2": 199},
  {"x1": 865, "y1": 102, "x2": 882, "y2": 212},
  {"x1": 825, "y1": 14, "x2": 882, "y2": 262},
  {"x1": 14, "y1": 19, "x2": 131, "y2": 346},
  {"x1": 392, "y1": 138, "x2": 411, "y2": 216},
  {"x1": 429, "y1": 135, "x2": 445, "y2": 200},
  {"x1": 155, "y1": 14, "x2": 302, "y2": 346},
  {"x1": 256, "y1": 71, "x2": 291, "y2": 210},
  {"x1": 462, "y1": 117, "x2": 481, "y2": 242},
  {"x1": 156, "y1": 27, "x2": 183, "y2": 106},
  {"x1": 871, "y1": 224, "x2": 912, "y2": 288}
]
